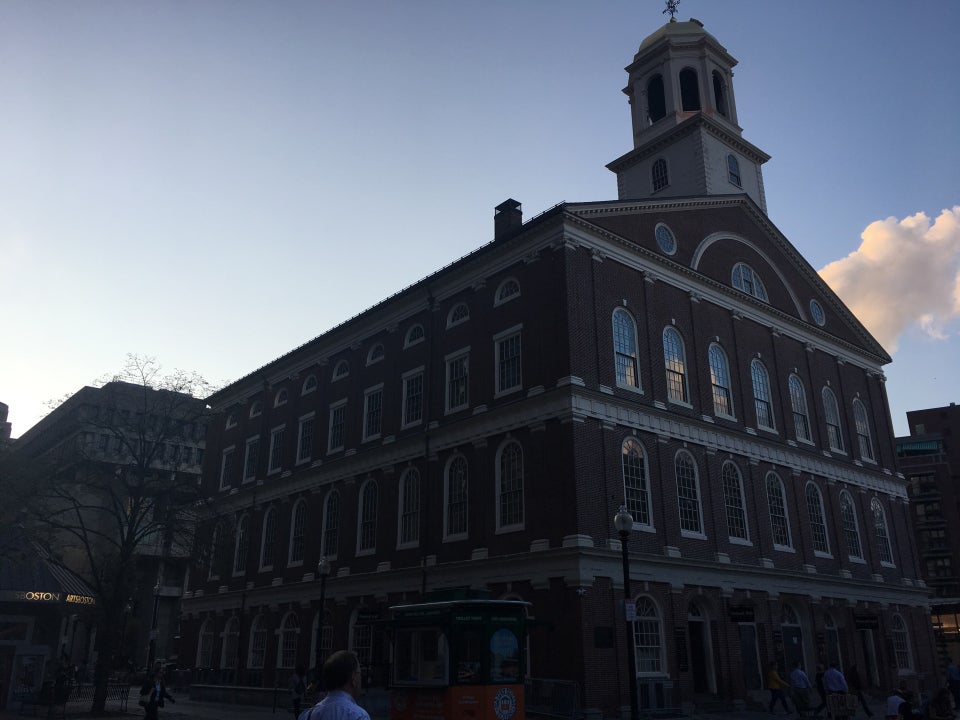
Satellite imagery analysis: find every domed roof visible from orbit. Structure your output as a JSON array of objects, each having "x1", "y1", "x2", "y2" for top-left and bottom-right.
[{"x1": 637, "y1": 18, "x2": 721, "y2": 54}]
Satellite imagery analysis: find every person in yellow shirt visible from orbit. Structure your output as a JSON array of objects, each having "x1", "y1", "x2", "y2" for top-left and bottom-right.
[{"x1": 767, "y1": 661, "x2": 792, "y2": 715}]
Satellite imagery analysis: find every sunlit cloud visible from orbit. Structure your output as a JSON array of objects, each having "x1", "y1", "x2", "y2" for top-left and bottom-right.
[{"x1": 819, "y1": 207, "x2": 960, "y2": 353}]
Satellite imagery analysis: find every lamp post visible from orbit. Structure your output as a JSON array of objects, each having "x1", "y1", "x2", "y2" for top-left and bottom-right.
[
  {"x1": 120, "y1": 599, "x2": 132, "y2": 671},
  {"x1": 614, "y1": 505, "x2": 640, "y2": 720},
  {"x1": 314, "y1": 557, "x2": 331, "y2": 679}
]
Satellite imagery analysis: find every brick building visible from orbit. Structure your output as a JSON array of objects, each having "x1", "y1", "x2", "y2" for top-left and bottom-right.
[{"x1": 178, "y1": 17, "x2": 934, "y2": 716}]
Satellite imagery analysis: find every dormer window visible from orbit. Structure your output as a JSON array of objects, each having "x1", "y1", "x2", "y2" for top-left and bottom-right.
[
  {"x1": 447, "y1": 303, "x2": 470, "y2": 328},
  {"x1": 366, "y1": 343, "x2": 384, "y2": 366},
  {"x1": 679, "y1": 68, "x2": 700, "y2": 111},
  {"x1": 727, "y1": 155, "x2": 741, "y2": 188},
  {"x1": 494, "y1": 278, "x2": 520, "y2": 306},
  {"x1": 332, "y1": 360, "x2": 349, "y2": 381},
  {"x1": 652, "y1": 158, "x2": 669, "y2": 192},
  {"x1": 647, "y1": 74, "x2": 666, "y2": 123},
  {"x1": 731, "y1": 262, "x2": 768, "y2": 302},
  {"x1": 274, "y1": 389, "x2": 288, "y2": 408},
  {"x1": 249, "y1": 401, "x2": 262, "y2": 419},
  {"x1": 404, "y1": 324, "x2": 425, "y2": 348},
  {"x1": 302, "y1": 374, "x2": 317, "y2": 395}
]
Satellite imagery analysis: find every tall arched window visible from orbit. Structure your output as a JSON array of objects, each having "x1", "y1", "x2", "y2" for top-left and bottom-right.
[
  {"x1": 321, "y1": 491, "x2": 340, "y2": 559},
  {"x1": 788, "y1": 374, "x2": 812, "y2": 442},
  {"x1": 839, "y1": 490, "x2": 863, "y2": 560},
  {"x1": 891, "y1": 614, "x2": 913, "y2": 671},
  {"x1": 712, "y1": 70, "x2": 728, "y2": 117},
  {"x1": 853, "y1": 399, "x2": 875, "y2": 461},
  {"x1": 751, "y1": 359, "x2": 776, "y2": 431},
  {"x1": 196, "y1": 618, "x2": 215, "y2": 668},
  {"x1": 679, "y1": 67, "x2": 701, "y2": 111},
  {"x1": 221, "y1": 617, "x2": 239, "y2": 669},
  {"x1": 311, "y1": 609, "x2": 332, "y2": 670},
  {"x1": 497, "y1": 440, "x2": 524, "y2": 531},
  {"x1": 248, "y1": 614, "x2": 267, "y2": 669},
  {"x1": 708, "y1": 343, "x2": 733, "y2": 417},
  {"x1": 647, "y1": 74, "x2": 666, "y2": 123},
  {"x1": 357, "y1": 481, "x2": 378, "y2": 553},
  {"x1": 444, "y1": 455, "x2": 469, "y2": 539},
  {"x1": 765, "y1": 473, "x2": 792, "y2": 549},
  {"x1": 871, "y1": 497, "x2": 894, "y2": 565},
  {"x1": 805, "y1": 483, "x2": 831, "y2": 555},
  {"x1": 675, "y1": 451, "x2": 703, "y2": 536},
  {"x1": 732, "y1": 263, "x2": 768, "y2": 301},
  {"x1": 288, "y1": 499, "x2": 307, "y2": 566},
  {"x1": 259, "y1": 507, "x2": 278, "y2": 571},
  {"x1": 398, "y1": 468, "x2": 421, "y2": 548},
  {"x1": 233, "y1": 515, "x2": 249, "y2": 575},
  {"x1": 822, "y1": 387, "x2": 845, "y2": 452},
  {"x1": 622, "y1": 438, "x2": 651, "y2": 528},
  {"x1": 277, "y1": 612, "x2": 300, "y2": 669},
  {"x1": 721, "y1": 461, "x2": 748, "y2": 542},
  {"x1": 652, "y1": 158, "x2": 669, "y2": 192},
  {"x1": 632, "y1": 597, "x2": 664, "y2": 674},
  {"x1": 613, "y1": 308, "x2": 641, "y2": 391},
  {"x1": 662, "y1": 327, "x2": 689, "y2": 404}
]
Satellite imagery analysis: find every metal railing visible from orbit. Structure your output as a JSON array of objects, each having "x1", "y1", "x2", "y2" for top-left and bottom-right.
[{"x1": 525, "y1": 677, "x2": 582, "y2": 719}]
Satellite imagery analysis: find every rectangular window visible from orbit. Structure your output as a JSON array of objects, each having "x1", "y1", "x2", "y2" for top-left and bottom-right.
[
  {"x1": 268, "y1": 426, "x2": 285, "y2": 474},
  {"x1": 494, "y1": 326, "x2": 522, "y2": 396},
  {"x1": 445, "y1": 349, "x2": 470, "y2": 413},
  {"x1": 219, "y1": 447, "x2": 235, "y2": 490},
  {"x1": 243, "y1": 437, "x2": 259, "y2": 482},
  {"x1": 363, "y1": 386, "x2": 384, "y2": 441},
  {"x1": 402, "y1": 369, "x2": 424, "y2": 428},
  {"x1": 296, "y1": 415, "x2": 315, "y2": 464},
  {"x1": 328, "y1": 401, "x2": 346, "y2": 453}
]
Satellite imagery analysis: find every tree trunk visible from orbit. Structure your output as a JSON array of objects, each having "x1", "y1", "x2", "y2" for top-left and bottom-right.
[{"x1": 90, "y1": 615, "x2": 115, "y2": 712}]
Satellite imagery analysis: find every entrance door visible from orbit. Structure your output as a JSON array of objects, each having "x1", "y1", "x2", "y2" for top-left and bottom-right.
[
  {"x1": 687, "y1": 603, "x2": 715, "y2": 694},
  {"x1": 859, "y1": 629, "x2": 879, "y2": 687},
  {"x1": 738, "y1": 624, "x2": 762, "y2": 691},
  {"x1": 781, "y1": 605, "x2": 804, "y2": 670}
]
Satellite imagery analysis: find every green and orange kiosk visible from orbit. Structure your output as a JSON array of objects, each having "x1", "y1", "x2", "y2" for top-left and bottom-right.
[{"x1": 388, "y1": 598, "x2": 529, "y2": 720}]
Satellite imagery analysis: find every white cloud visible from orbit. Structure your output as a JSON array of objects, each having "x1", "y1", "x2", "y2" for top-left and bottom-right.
[{"x1": 819, "y1": 207, "x2": 960, "y2": 353}]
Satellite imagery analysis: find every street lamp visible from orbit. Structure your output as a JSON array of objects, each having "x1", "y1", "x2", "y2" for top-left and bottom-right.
[
  {"x1": 314, "y1": 557, "x2": 332, "y2": 679},
  {"x1": 614, "y1": 505, "x2": 640, "y2": 720},
  {"x1": 120, "y1": 599, "x2": 133, "y2": 671}
]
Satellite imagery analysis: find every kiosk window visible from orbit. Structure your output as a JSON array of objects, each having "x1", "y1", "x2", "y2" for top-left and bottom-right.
[
  {"x1": 392, "y1": 628, "x2": 447, "y2": 686},
  {"x1": 453, "y1": 627, "x2": 483, "y2": 684},
  {"x1": 489, "y1": 628, "x2": 520, "y2": 683}
]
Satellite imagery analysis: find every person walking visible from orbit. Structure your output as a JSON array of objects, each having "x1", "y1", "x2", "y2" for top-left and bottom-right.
[
  {"x1": 298, "y1": 650, "x2": 370, "y2": 720},
  {"x1": 138, "y1": 662, "x2": 176, "y2": 720},
  {"x1": 790, "y1": 660, "x2": 813, "y2": 717},
  {"x1": 289, "y1": 665, "x2": 307, "y2": 717},
  {"x1": 767, "y1": 660, "x2": 792, "y2": 715},
  {"x1": 847, "y1": 665, "x2": 874, "y2": 718}
]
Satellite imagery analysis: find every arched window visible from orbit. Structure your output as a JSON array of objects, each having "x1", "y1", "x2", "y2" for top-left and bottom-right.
[
  {"x1": 788, "y1": 374, "x2": 812, "y2": 442},
  {"x1": 721, "y1": 461, "x2": 748, "y2": 542},
  {"x1": 675, "y1": 451, "x2": 703, "y2": 535},
  {"x1": 404, "y1": 324, "x2": 425, "y2": 348},
  {"x1": 495, "y1": 278, "x2": 521, "y2": 305},
  {"x1": 321, "y1": 491, "x2": 340, "y2": 559},
  {"x1": 497, "y1": 440, "x2": 524, "y2": 531},
  {"x1": 447, "y1": 302, "x2": 470, "y2": 328},
  {"x1": 398, "y1": 468, "x2": 421, "y2": 548},
  {"x1": 248, "y1": 614, "x2": 267, "y2": 669},
  {"x1": 765, "y1": 473, "x2": 792, "y2": 549},
  {"x1": 225, "y1": 412, "x2": 237, "y2": 430},
  {"x1": 751, "y1": 359, "x2": 775, "y2": 431},
  {"x1": 288, "y1": 499, "x2": 307, "y2": 566},
  {"x1": 301, "y1": 374, "x2": 317, "y2": 395},
  {"x1": 277, "y1": 612, "x2": 300, "y2": 669},
  {"x1": 249, "y1": 400, "x2": 262, "y2": 419},
  {"x1": 233, "y1": 515, "x2": 249, "y2": 575},
  {"x1": 221, "y1": 617, "x2": 239, "y2": 669},
  {"x1": 871, "y1": 497, "x2": 894, "y2": 565},
  {"x1": 839, "y1": 490, "x2": 863, "y2": 560},
  {"x1": 622, "y1": 438, "x2": 651, "y2": 528},
  {"x1": 853, "y1": 399, "x2": 874, "y2": 461},
  {"x1": 612, "y1": 308, "x2": 641, "y2": 391},
  {"x1": 357, "y1": 481, "x2": 378, "y2": 553},
  {"x1": 652, "y1": 158, "x2": 669, "y2": 192},
  {"x1": 366, "y1": 343, "x2": 384, "y2": 366},
  {"x1": 632, "y1": 597, "x2": 664, "y2": 674},
  {"x1": 311, "y1": 609, "x2": 332, "y2": 670},
  {"x1": 259, "y1": 507, "x2": 278, "y2": 571},
  {"x1": 805, "y1": 483, "x2": 831, "y2": 555},
  {"x1": 708, "y1": 343, "x2": 734, "y2": 417},
  {"x1": 647, "y1": 74, "x2": 666, "y2": 123},
  {"x1": 208, "y1": 523, "x2": 224, "y2": 580},
  {"x1": 332, "y1": 360, "x2": 349, "y2": 381},
  {"x1": 712, "y1": 70, "x2": 728, "y2": 117},
  {"x1": 822, "y1": 387, "x2": 845, "y2": 452},
  {"x1": 727, "y1": 154, "x2": 741, "y2": 187},
  {"x1": 444, "y1": 455, "x2": 469, "y2": 539},
  {"x1": 274, "y1": 389, "x2": 288, "y2": 408},
  {"x1": 732, "y1": 263, "x2": 768, "y2": 301},
  {"x1": 662, "y1": 327, "x2": 689, "y2": 404},
  {"x1": 891, "y1": 614, "x2": 913, "y2": 671},
  {"x1": 194, "y1": 618, "x2": 215, "y2": 668},
  {"x1": 679, "y1": 67, "x2": 701, "y2": 111}
]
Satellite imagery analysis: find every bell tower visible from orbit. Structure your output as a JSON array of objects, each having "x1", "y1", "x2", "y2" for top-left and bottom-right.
[{"x1": 607, "y1": 16, "x2": 771, "y2": 212}]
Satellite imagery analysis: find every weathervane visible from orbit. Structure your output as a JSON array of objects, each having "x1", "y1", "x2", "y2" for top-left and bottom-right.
[{"x1": 663, "y1": 0, "x2": 680, "y2": 20}]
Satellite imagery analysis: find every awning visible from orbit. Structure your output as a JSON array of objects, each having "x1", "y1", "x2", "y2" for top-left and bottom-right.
[{"x1": 0, "y1": 536, "x2": 97, "y2": 606}]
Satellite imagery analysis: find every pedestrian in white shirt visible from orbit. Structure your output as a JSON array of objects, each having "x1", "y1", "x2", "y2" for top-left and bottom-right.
[{"x1": 298, "y1": 651, "x2": 370, "y2": 720}]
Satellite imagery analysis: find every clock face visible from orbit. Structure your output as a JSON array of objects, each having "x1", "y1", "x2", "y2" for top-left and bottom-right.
[{"x1": 655, "y1": 223, "x2": 676, "y2": 255}]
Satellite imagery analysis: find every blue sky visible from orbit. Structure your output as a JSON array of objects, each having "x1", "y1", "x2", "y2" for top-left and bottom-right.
[{"x1": 2, "y1": 1, "x2": 958, "y2": 438}]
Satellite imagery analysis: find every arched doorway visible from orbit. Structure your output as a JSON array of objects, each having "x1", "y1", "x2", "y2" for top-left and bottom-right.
[
  {"x1": 688, "y1": 602, "x2": 717, "y2": 694},
  {"x1": 781, "y1": 605, "x2": 805, "y2": 670}
]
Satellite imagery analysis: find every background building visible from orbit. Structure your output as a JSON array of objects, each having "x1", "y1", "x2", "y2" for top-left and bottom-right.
[{"x1": 179, "y1": 16, "x2": 933, "y2": 716}]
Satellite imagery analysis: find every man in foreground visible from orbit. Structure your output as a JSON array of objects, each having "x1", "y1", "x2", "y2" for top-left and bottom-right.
[{"x1": 298, "y1": 650, "x2": 370, "y2": 720}]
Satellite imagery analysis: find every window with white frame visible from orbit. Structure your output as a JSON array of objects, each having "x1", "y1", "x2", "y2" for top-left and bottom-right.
[
  {"x1": 328, "y1": 401, "x2": 346, "y2": 453},
  {"x1": 259, "y1": 507, "x2": 278, "y2": 571},
  {"x1": 632, "y1": 597, "x2": 664, "y2": 674},
  {"x1": 357, "y1": 481, "x2": 378, "y2": 553},
  {"x1": 366, "y1": 343, "x2": 384, "y2": 366},
  {"x1": 249, "y1": 400, "x2": 262, "y2": 419},
  {"x1": 447, "y1": 302, "x2": 470, "y2": 328},
  {"x1": 274, "y1": 389, "x2": 288, "y2": 408},
  {"x1": 651, "y1": 158, "x2": 669, "y2": 192},
  {"x1": 662, "y1": 327, "x2": 689, "y2": 404},
  {"x1": 277, "y1": 612, "x2": 300, "y2": 669},
  {"x1": 248, "y1": 614, "x2": 267, "y2": 669},
  {"x1": 268, "y1": 426, "x2": 285, "y2": 474},
  {"x1": 243, "y1": 437, "x2": 259, "y2": 482},
  {"x1": 822, "y1": 387, "x2": 845, "y2": 452},
  {"x1": 675, "y1": 450, "x2": 704, "y2": 536},
  {"x1": 495, "y1": 278, "x2": 520, "y2": 306},
  {"x1": 444, "y1": 455, "x2": 468, "y2": 540},
  {"x1": 721, "y1": 461, "x2": 748, "y2": 542},
  {"x1": 765, "y1": 473, "x2": 792, "y2": 549},
  {"x1": 233, "y1": 515, "x2": 249, "y2": 575},
  {"x1": 853, "y1": 399, "x2": 874, "y2": 461},
  {"x1": 445, "y1": 350, "x2": 470, "y2": 413},
  {"x1": 494, "y1": 326, "x2": 522, "y2": 396},
  {"x1": 497, "y1": 440, "x2": 524, "y2": 532},
  {"x1": 708, "y1": 343, "x2": 734, "y2": 417},
  {"x1": 727, "y1": 154, "x2": 741, "y2": 187},
  {"x1": 788, "y1": 374, "x2": 812, "y2": 442},
  {"x1": 612, "y1": 308, "x2": 641, "y2": 391},
  {"x1": 351, "y1": 619, "x2": 373, "y2": 670},
  {"x1": 805, "y1": 483, "x2": 831, "y2": 555},
  {"x1": 622, "y1": 438, "x2": 651, "y2": 528},
  {"x1": 397, "y1": 468, "x2": 420, "y2": 548},
  {"x1": 221, "y1": 617, "x2": 239, "y2": 668},
  {"x1": 225, "y1": 412, "x2": 237, "y2": 430},
  {"x1": 751, "y1": 359, "x2": 776, "y2": 431},
  {"x1": 312, "y1": 612, "x2": 333, "y2": 669},
  {"x1": 302, "y1": 374, "x2": 317, "y2": 395},
  {"x1": 405, "y1": 324, "x2": 425, "y2": 348},
  {"x1": 208, "y1": 523, "x2": 224, "y2": 580},
  {"x1": 322, "y1": 491, "x2": 340, "y2": 559},
  {"x1": 332, "y1": 360, "x2": 349, "y2": 381},
  {"x1": 197, "y1": 618, "x2": 215, "y2": 667},
  {"x1": 732, "y1": 262, "x2": 768, "y2": 301},
  {"x1": 296, "y1": 415, "x2": 314, "y2": 464},
  {"x1": 891, "y1": 614, "x2": 913, "y2": 671},
  {"x1": 219, "y1": 447, "x2": 236, "y2": 490},
  {"x1": 871, "y1": 497, "x2": 894, "y2": 565},
  {"x1": 839, "y1": 490, "x2": 863, "y2": 560},
  {"x1": 402, "y1": 369, "x2": 424, "y2": 428},
  {"x1": 288, "y1": 499, "x2": 306, "y2": 566},
  {"x1": 362, "y1": 386, "x2": 383, "y2": 441}
]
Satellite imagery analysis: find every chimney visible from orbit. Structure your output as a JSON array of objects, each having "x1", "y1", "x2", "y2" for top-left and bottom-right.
[{"x1": 494, "y1": 199, "x2": 522, "y2": 239}]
